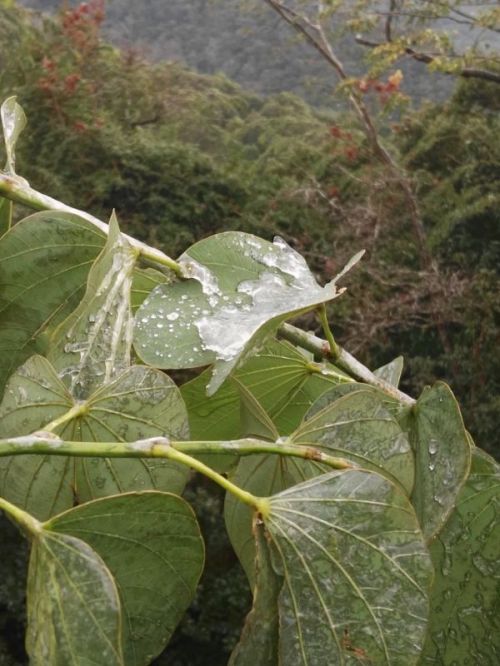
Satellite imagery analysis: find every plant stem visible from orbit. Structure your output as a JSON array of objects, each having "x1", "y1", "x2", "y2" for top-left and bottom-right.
[
  {"x1": 43, "y1": 402, "x2": 89, "y2": 432},
  {"x1": 318, "y1": 303, "x2": 340, "y2": 360},
  {"x1": 0, "y1": 495, "x2": 41, "y2": 536},
  {"x1": 165, "y1": 447, "x2": 270, "y2": 516},
  {"x1": 279, "y1": 322, "x2": 416, "y2": 406},
  {"x1": 0, "y1": 436, "x2": 355, "y2": 515},
  {"x1": 0, "y1": 173, "x2": 182, "y2": 276}
]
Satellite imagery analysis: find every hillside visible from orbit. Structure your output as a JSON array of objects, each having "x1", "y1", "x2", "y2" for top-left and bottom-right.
[{"x1": 18, "y1": 0, "x2": 454, "y2": 106}]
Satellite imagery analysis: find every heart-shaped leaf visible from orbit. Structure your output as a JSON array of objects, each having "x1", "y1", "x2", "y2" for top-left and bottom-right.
[
  {"x1": 0, "y1": 211, "x2": 106, "y2": 398},
  {"x1": 229, "y1": 521, "x2": 280, "y2": 666},
  {"x1": 406, "y1": 382, "x2": 472, "y2": 540},
  {"x1": 374, "y1": 355, "x2": 404, "y2": 387},
  {"x1": 47, "y1": 492, "x2": 205, "y2": 666},
  {"x1": 1, "y1": 96, "x2": 27, "y2": 174},
  {"x1": 420, "y1": 448, "x2": 500, "y2": 664},
  {"x1": 181, "y1": 338, "x2": 351, "y2": 446},
  {"x1": 49, "y1": 213, "x2": 138, "y2": 399},
  {"x1": 134, "y1": 232, "x2": 363, "y2": 395},
  {"x1": 0, "y1": 196, "x2": 12, "y2": 236},
  {"x1": 294, "y1": 388, "x2": 415, "y2": 493},
  {"x1": 0, "y1": 356, "x2": 190, "y2": 520},
  {"x1": 0, "y1": 355, "x2": 75, "y2": 517},
  {"x1": 0, "y1": 212, "x2": 167, "y2": 401},
  {"x1": 235, "y1": 469, "x2": 433, "y2": 665},
  {"x1": 27, "y1": 526, "x2": 123, "y2": 666},
  {"x1": 226, "y1": 387, "x2": 414, "y2": 586}
]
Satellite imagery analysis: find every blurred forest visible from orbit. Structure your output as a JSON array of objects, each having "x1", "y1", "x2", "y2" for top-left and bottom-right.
[{"x1": 1, "y1": 1, "x2": 499, "y2": 665}]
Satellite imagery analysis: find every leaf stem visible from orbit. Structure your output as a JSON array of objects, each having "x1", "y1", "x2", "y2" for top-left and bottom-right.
[
  {"x1": 279, "y1": 322, "x2": 416, "y2": 406},
  {"x1": 0, "y1": 495, "x2": 41, "y2": 536},
  {"x1": 318, "y1": 304, "x2": 340, "y2": 360},
  {"x1": 0, "y1": 436, "x2": 355, "y2": 515},
  {"x1": 0, "y1": 173, "x2": 183, "y2": 276},
  {"x1": 43, "y1": 402, "x2": 89, "y2": 432}
]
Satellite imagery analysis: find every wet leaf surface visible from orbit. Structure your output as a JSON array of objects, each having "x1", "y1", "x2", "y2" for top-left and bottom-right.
[
  {"x1": 48, "y1": 492, "x2": 205, "y2": 666},
  {"x1": 0, "y1": 211, "x2": 105, "y2": 399},
  {"x1": 0, "y1": 358, "x2": 189, "y2": 519},
  {"x1": 134, "y1": 232, "x2": 362, "y2": 395},
  {"x1": 244, "y1": 469, "x2": 433, "y2": 665},
  {"x1": 406, "y1": 382, "x2": 472, "y2": 540},
  {"x1": 226, "y1": 387, "x2": 414, "y2": 586},
  {"x1": 27, "y1": 526, "x2": 123, "y2": 666},
  {"x1": 420, "y1": 448, "x2": 500, "y2": 664},
  {"x1": 229, "y1": 522, "x2": 280, "y2": 666},
  {"x1": 49, "y1": 214, "x2": 138, "y2": 400}
]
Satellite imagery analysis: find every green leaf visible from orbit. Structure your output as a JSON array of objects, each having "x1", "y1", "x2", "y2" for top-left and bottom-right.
[
  {"x1": 1, "y1": 96, "x2": 27, "y2": 174},
  {"x1": 0, "y1": 196, "x2": 12, "y2": 236},
  {"x1": 259, "y1": 469, "x2": 433, "y2": 664},
  {"x1": 226, "y1": 387, "x2": 414, "y2": 586},
  {"x1": 26, "y1": 526, "x2": 123, "y2": 666},
  {"x1": 420, "y1": 449, "x2": 500, "y2": 664},
  {"x1": 0, "y1": 357, "x2": 190, "y2": 519},
  {"x1": 49, "y1": 213, "x2": 138, "y2": 400},
  {"x1": 374, "y1": 355, "x2": 404, "y2": 387},
  {"x1": 237, "y1": 378, "x2": 279, "y2": 441},
  {"x1": 0, "y1": 355, "x2": 75, "y2": 517},
  {"x1": 294, "y1": 388, "x2": 415, "y2": 493},
  {"x1": 47, "y1": 492, "x2": 205, "y2": 666},
  {"x1": 131, "y1": 267, "x2": 170, "y2": 312},
  {"x1": 134, "y1": 232, "x2": 362, "y2": 395},
  {"x1": 407, "y1": 382, "x2": 472, "y2": 540},
  {"x1": 225, "y1": 452, "x2": 293, "y2": 587},
  {"x1": 229, "y1": 522, "x2": 280, "y2": 666},
  {"x1": 0, "y1": 211, "x2": 106, "y2": 399},
  {"x1": 181, "y1": 338, "x2": 350, "y2": 442},
  {"x1": 68, "y1": 365, "x2": 189, "y2": 503}
]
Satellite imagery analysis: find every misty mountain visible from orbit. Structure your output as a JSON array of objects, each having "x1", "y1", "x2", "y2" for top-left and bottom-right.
[{"x1": 18, "y1": 0, "x2": 455, "y2": 106}]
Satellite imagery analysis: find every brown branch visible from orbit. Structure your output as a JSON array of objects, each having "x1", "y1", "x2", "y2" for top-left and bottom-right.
[{"x1": 355, "y1": 36, "x2": 500, "y2": 84}]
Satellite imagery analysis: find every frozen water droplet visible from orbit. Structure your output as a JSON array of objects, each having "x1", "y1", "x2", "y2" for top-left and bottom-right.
[{"x1": 167, "y1": 312, "x2": 179, "y2": 321}]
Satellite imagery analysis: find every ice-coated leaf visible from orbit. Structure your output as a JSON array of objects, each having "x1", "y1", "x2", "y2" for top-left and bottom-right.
[
  {"x1": 407, "y1": 382, "x2": 472, "y2": 540},
  {"x1": 0, "y1": 355, "x2": 75, "y2": 518},
  {"x1": 134, "y1": 232, "x2": 363, "y2": 395},
  {"x1": 374, "y1": 355, "x2": 404, "y2": 387},
  {"x1": 47, "y1": 492, "x2": 205, "y2": 666},
  {"x1": 49, "y1": 213, "x2": 138, "y2": 399},
  {"x1": 26, "y1": 528, "x2": 123, "y2": 666},
  {"x1": 0, "y1": 211, "x2": 106, "y2": 398},
  {"x1": 1, "y1": 96, "x2": 26, "y2": 174},
  {"x1": 0, "y1": 196, "x2": 12, "y2": 236},
  {"x1": 0, "y1": 211, "x2": 165, "y2": 400},
  {"x1": 229, "y1": 522, "x2": 280, "y2": 666},
  {"x1": 263, "y1": 469, "x2": 433, "y2": 665},
  {"x1": 0, "y1": 357, "x2": 190, "y2": 520},
  {"x1": 420, "y1": 449, "x2": 500, "y2": 664},
  {"x1": 181, "y1": 338, "x2": 350, "y2": 444}
]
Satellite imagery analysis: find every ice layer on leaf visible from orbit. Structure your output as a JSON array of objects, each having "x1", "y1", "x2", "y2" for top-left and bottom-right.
[{"x1": 134, "y1": 231, "x2": 363, "y2": 396}]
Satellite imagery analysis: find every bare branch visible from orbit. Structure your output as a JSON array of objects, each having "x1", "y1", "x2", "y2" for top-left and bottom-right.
[{"x1": 355, "y1": 36, "x2": 500, "y2": 84}]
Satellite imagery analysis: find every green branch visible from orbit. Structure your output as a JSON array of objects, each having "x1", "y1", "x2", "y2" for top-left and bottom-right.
[
  {"x1": 279, "y1": 322, "x2": 416, "y2": 406},
  {"x1": 0, "y1": 435, "x2": 353, "y2": 515},
  {"x1": 0, "y1": 172, "x2": 182, "y2": 276}
]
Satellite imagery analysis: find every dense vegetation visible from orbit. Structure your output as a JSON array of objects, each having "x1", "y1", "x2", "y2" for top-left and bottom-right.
[{"x1": 0, "y1": 1, "x2": 499, "y2": 664}]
